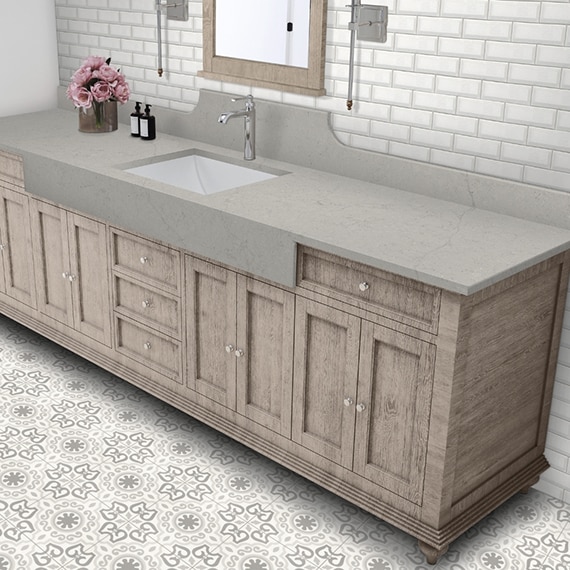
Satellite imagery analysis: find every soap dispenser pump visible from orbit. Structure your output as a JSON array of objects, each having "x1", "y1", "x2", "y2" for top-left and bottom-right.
[
  {"x1": 140, "y1": 104, "x2": 156, "y2": 140},
  {"x1": 130, "y1": 101, "x2": 142, "y2": 137}
]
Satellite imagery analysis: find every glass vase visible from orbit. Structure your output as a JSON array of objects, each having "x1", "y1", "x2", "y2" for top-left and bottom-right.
[{"x1": 78, "y1": 100, "x2": 118, "y2": 133}]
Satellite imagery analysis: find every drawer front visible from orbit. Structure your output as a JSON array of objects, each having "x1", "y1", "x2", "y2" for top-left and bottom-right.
[
  {"x1": 111, "y1": 229, "x2": 180, "y2": 293},
  {"x1": 113, "y1": 275, "x2": 180, "y2": 338},
  {"x1": 297, "y1": 247, "x2": 440, "y2": 333},
  {"x1": 115, "y1": 316, "x2": 181, "y2": 381}
]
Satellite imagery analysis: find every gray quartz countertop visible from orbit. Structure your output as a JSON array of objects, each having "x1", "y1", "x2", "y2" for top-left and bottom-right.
[{"x1": 1, "y1": 107, "x2": 570, "y2": 295}]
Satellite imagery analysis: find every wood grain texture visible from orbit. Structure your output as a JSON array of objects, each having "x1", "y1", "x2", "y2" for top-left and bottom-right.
[
  {"x1": 186, "y1": 255, "x2": 237, "y2": 408},
  {"x1": 30, "y1": 198, "x2": 73, "y2": 326},
  {"x1": 115, "y1": 314, "x2": 181, "y2": 382},
  {"x1": 292, "y1": 297, "x2": 361, "y2": 469},
  {"x1": 236, "y1": 276, "x2": 294, "y2": 437},
  {"x1": 451, "y1": 262, "x2": 563, "y2": 505},
  {"x1": 298, "y1": 246, "x2": 441, "y2": 333},
  {"x1": 0, "y1": 185, "x2": 36, "y2": 308},
  {"x1": 67, "y1": 212, "x2": 111, "y2": 346},
  {"x1": 111, "y1": 227, "x2": 180, "y2": 294},
  {"x1": 0, "y1": 151, "x2": 24, "y2": 187},
  {"x1": 199, "y1": 0, "x2": 327, "y2": 95},
  {"x1": 355, "y1": 321, "x2": 436, "y2": 505},
  {"x1": 113, "y1": 274, "x2": 181, "y2": 339}
]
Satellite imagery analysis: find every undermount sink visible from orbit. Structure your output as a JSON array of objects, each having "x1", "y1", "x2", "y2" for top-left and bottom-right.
[{"x1": 124, "y1": 151, "x2": 281, "y2": 195}]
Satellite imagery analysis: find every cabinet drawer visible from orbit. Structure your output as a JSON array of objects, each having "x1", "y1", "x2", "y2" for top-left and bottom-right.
[
  {"x1": 113, "y1": 275, "x2": 181, "y2": 338},
  {"x1": 115, "y1": 316, "x2": 182, "y2": 382},
  {"x1": 111, "y1": 229, "x2": 180, "y2": 293},
  {"x1": 297, "y1": 246, "x2": 440, "y2": 333}
]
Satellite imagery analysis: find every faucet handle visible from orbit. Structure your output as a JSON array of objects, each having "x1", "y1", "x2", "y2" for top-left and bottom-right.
[{"x1": 231, "y1": 94, "x2": 255, "y2": 108}]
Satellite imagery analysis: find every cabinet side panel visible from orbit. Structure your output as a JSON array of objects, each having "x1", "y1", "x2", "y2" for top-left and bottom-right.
[{"x1": 451, "y1": 264, "x2": 562, "y2": 504}]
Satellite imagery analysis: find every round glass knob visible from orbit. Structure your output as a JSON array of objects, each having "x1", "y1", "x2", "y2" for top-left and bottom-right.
[
  {"x1": 140, "y1": 256, "x2": 149, "y2": 264},
  {"x1": 344, "y1": 397, "x2": 354, "y2": 406},
  {"x1": 359, "y1": 282, "x2": 370, "y2": 292},
  {"x1": 143, "y1": 342, "x2": 152, "y2": 350},
  {"x1": 356, "y1": 403, "x2": 366, "y2": 412}
]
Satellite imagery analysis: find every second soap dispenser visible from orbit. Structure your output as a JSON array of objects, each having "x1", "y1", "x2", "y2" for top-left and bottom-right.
[{"x1": 140, "y1": 104, "x2": 156, "y2": 140}]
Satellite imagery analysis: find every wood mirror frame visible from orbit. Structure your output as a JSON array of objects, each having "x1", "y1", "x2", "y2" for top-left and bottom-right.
[{"x1": 199, "y1": 0, "x2": 328, "y2": 96}]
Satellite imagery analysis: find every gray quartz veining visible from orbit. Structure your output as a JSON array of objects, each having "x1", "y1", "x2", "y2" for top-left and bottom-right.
[{"x1": 1, "y1": 92, "x2": 570, "y2": 294}]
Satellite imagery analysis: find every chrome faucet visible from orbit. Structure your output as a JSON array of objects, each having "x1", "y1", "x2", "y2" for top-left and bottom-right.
[{"x1": 218, "y1": 95, "x2": 256, "y2": 161}]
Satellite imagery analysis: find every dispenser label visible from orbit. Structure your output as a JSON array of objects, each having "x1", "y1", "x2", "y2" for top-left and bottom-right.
[
  {"x1": 131, "y1": 116, "x2": 140, "y2": 135},
  {"x1": 140, "y1": 120, "x2": 148, "y2": 138}
]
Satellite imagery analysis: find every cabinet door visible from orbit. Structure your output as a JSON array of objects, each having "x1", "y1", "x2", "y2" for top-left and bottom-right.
[
  {"x1": 67, "y1": 212, "x2": 111, "y2": 346},
  {"x1": 354, "y1": 321, "x2": 436, "y2": 504},
  {"x1": 292, "y1": 298, "x2": 360, "y2": 469},
  {"x1": 236, "y1": 276, "x2": 294, "y2": 437},
  {"x1": 186, "y1": 256, "x2": 237, "y2": 408},
  {"x1": 0, "y1": 187, "x2": 36, "y2": 307},
  {"x1": 30, "y1": 199, "x2": 73, "y2": 326}
]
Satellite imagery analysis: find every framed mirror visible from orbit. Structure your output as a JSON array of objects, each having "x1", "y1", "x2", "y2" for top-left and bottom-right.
[{"x1": 200, "y1": 0, "x2": 328, "y2": 96}]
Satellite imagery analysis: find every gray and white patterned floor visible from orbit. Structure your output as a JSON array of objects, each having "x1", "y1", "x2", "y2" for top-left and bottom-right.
[{"x1": 0, "y1": 313, "x2": 569, "y2": 570}]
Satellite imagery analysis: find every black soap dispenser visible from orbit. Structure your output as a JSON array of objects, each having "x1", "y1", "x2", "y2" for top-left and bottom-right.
[
  {"x1": 140, "y1": 104, "x2": 156, "y2": 140},
  {"x1": 130, "y1": 101, "x2": 142, "y2": 137}
]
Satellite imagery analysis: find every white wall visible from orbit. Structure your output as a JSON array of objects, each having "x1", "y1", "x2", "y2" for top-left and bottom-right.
[
  {"x1": 54, "y1": 0, "x2": 570, "y2": 502},
  {"x1": 0, "y1": 1, "x2": 59, "y2": 117}
]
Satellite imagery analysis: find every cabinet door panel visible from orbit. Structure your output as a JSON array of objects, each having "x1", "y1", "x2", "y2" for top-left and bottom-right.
[
  {"x1": 0, "y1": 187, "x2": 36, "y2": 307},
  {"x1": 354, "y1": 321, "x2": 436, "y2": 504},
  {"x1": 30, "y1": 200, "x2": 72, "y2": 326},
  {"x1": 293, "y1": 298, "x2": 360, "y2": 469},
  {"x1": 186, "y1": 257, "x2": 237, "y2": 408},
  {"x1": 67, "y1": 212, "x2": 111, "y2": 346},
  {"x1": 236, "y1": 276, "x2": 294, "y2": 437}
]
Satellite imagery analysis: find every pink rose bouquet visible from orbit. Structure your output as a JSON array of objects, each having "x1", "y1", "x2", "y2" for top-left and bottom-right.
[{"x1": 66, "y1": 56, "x2": 130, "y2": 127}]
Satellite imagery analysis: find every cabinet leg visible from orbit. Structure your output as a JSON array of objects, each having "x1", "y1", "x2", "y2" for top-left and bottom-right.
[
  {"x1": 519, "y1": 476, "x2": 540, "y2": 495},
  {"x1": 418, "y1": 541, "x2": 449, "y2": 565}
]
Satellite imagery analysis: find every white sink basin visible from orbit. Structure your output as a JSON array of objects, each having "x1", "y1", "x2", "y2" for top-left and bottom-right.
[{"x1": 124, "y1": 151, "x2": 279, "y2": 195}]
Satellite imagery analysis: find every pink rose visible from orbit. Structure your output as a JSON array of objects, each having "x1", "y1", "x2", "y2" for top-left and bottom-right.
[
  {"x1": 68, "y1": 85, "x2": 93, "y2": 108},
  {"x1": 71, "y1": 66, "x2": 93, "y2": 86},
  {"x1": 94, "y1": 64, "x2": 119, "y2": 83},
  {"x1": 84, "y1": 55, "x2": 106, "y2": 70},
  {"x1": 91, "y1": 81, "x2": 113, "y2": 103},
  {"x1": 113, "y1": 82, "x2": 130, "y2": 104}
]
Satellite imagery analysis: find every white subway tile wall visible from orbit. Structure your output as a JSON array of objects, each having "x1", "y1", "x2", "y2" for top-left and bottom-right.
[{"x1": 55, "y1": 0, "x2": 570, "y2": 501}]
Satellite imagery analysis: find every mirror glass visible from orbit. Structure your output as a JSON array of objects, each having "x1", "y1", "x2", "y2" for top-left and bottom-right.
[
  {"x1": 200, "y1": 0, "x2": 327, "y2": 96},
  {"x1": 215, "y1": 0, "x2": 310, "y2": 67}
]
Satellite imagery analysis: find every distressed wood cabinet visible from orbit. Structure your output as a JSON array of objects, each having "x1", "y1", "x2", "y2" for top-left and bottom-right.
[
  {"x1": 186, "y1": 255, "x2": 295, "y2": 437},
  {"x1": 0, "y1": 151, "x2": 568, "y2": 564},
  {"x1": 29, "y1": 198, "x2": 111, "y2": 347},
  {"x1": 110, "y1": 227, "x2": 183, "y2": 384},
  {"x1": 0, "y1": 184, "x2": 36, "y2": 308}
]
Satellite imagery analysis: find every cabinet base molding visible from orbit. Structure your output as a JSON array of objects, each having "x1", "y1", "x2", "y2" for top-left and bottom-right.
[{"x1": 0, "y1": 300, "x2": 551, "y2": 565}]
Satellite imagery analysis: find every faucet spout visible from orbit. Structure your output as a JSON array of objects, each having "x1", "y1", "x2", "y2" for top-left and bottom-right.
[
  {"x1": 217, "y1": 110, "x2": 248, "y2": 124},
  {"x1": 217, "y1": 95, "x2": 256, "y2": 161}
]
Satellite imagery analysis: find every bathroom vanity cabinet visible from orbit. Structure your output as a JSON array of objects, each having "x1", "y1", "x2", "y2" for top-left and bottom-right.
[
  {"x1": 30, "y1": 199, "x2": 111, "y2": 347},
  {"x1": 0, "y1": 149, "x2": 568, "y2": 564}
]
